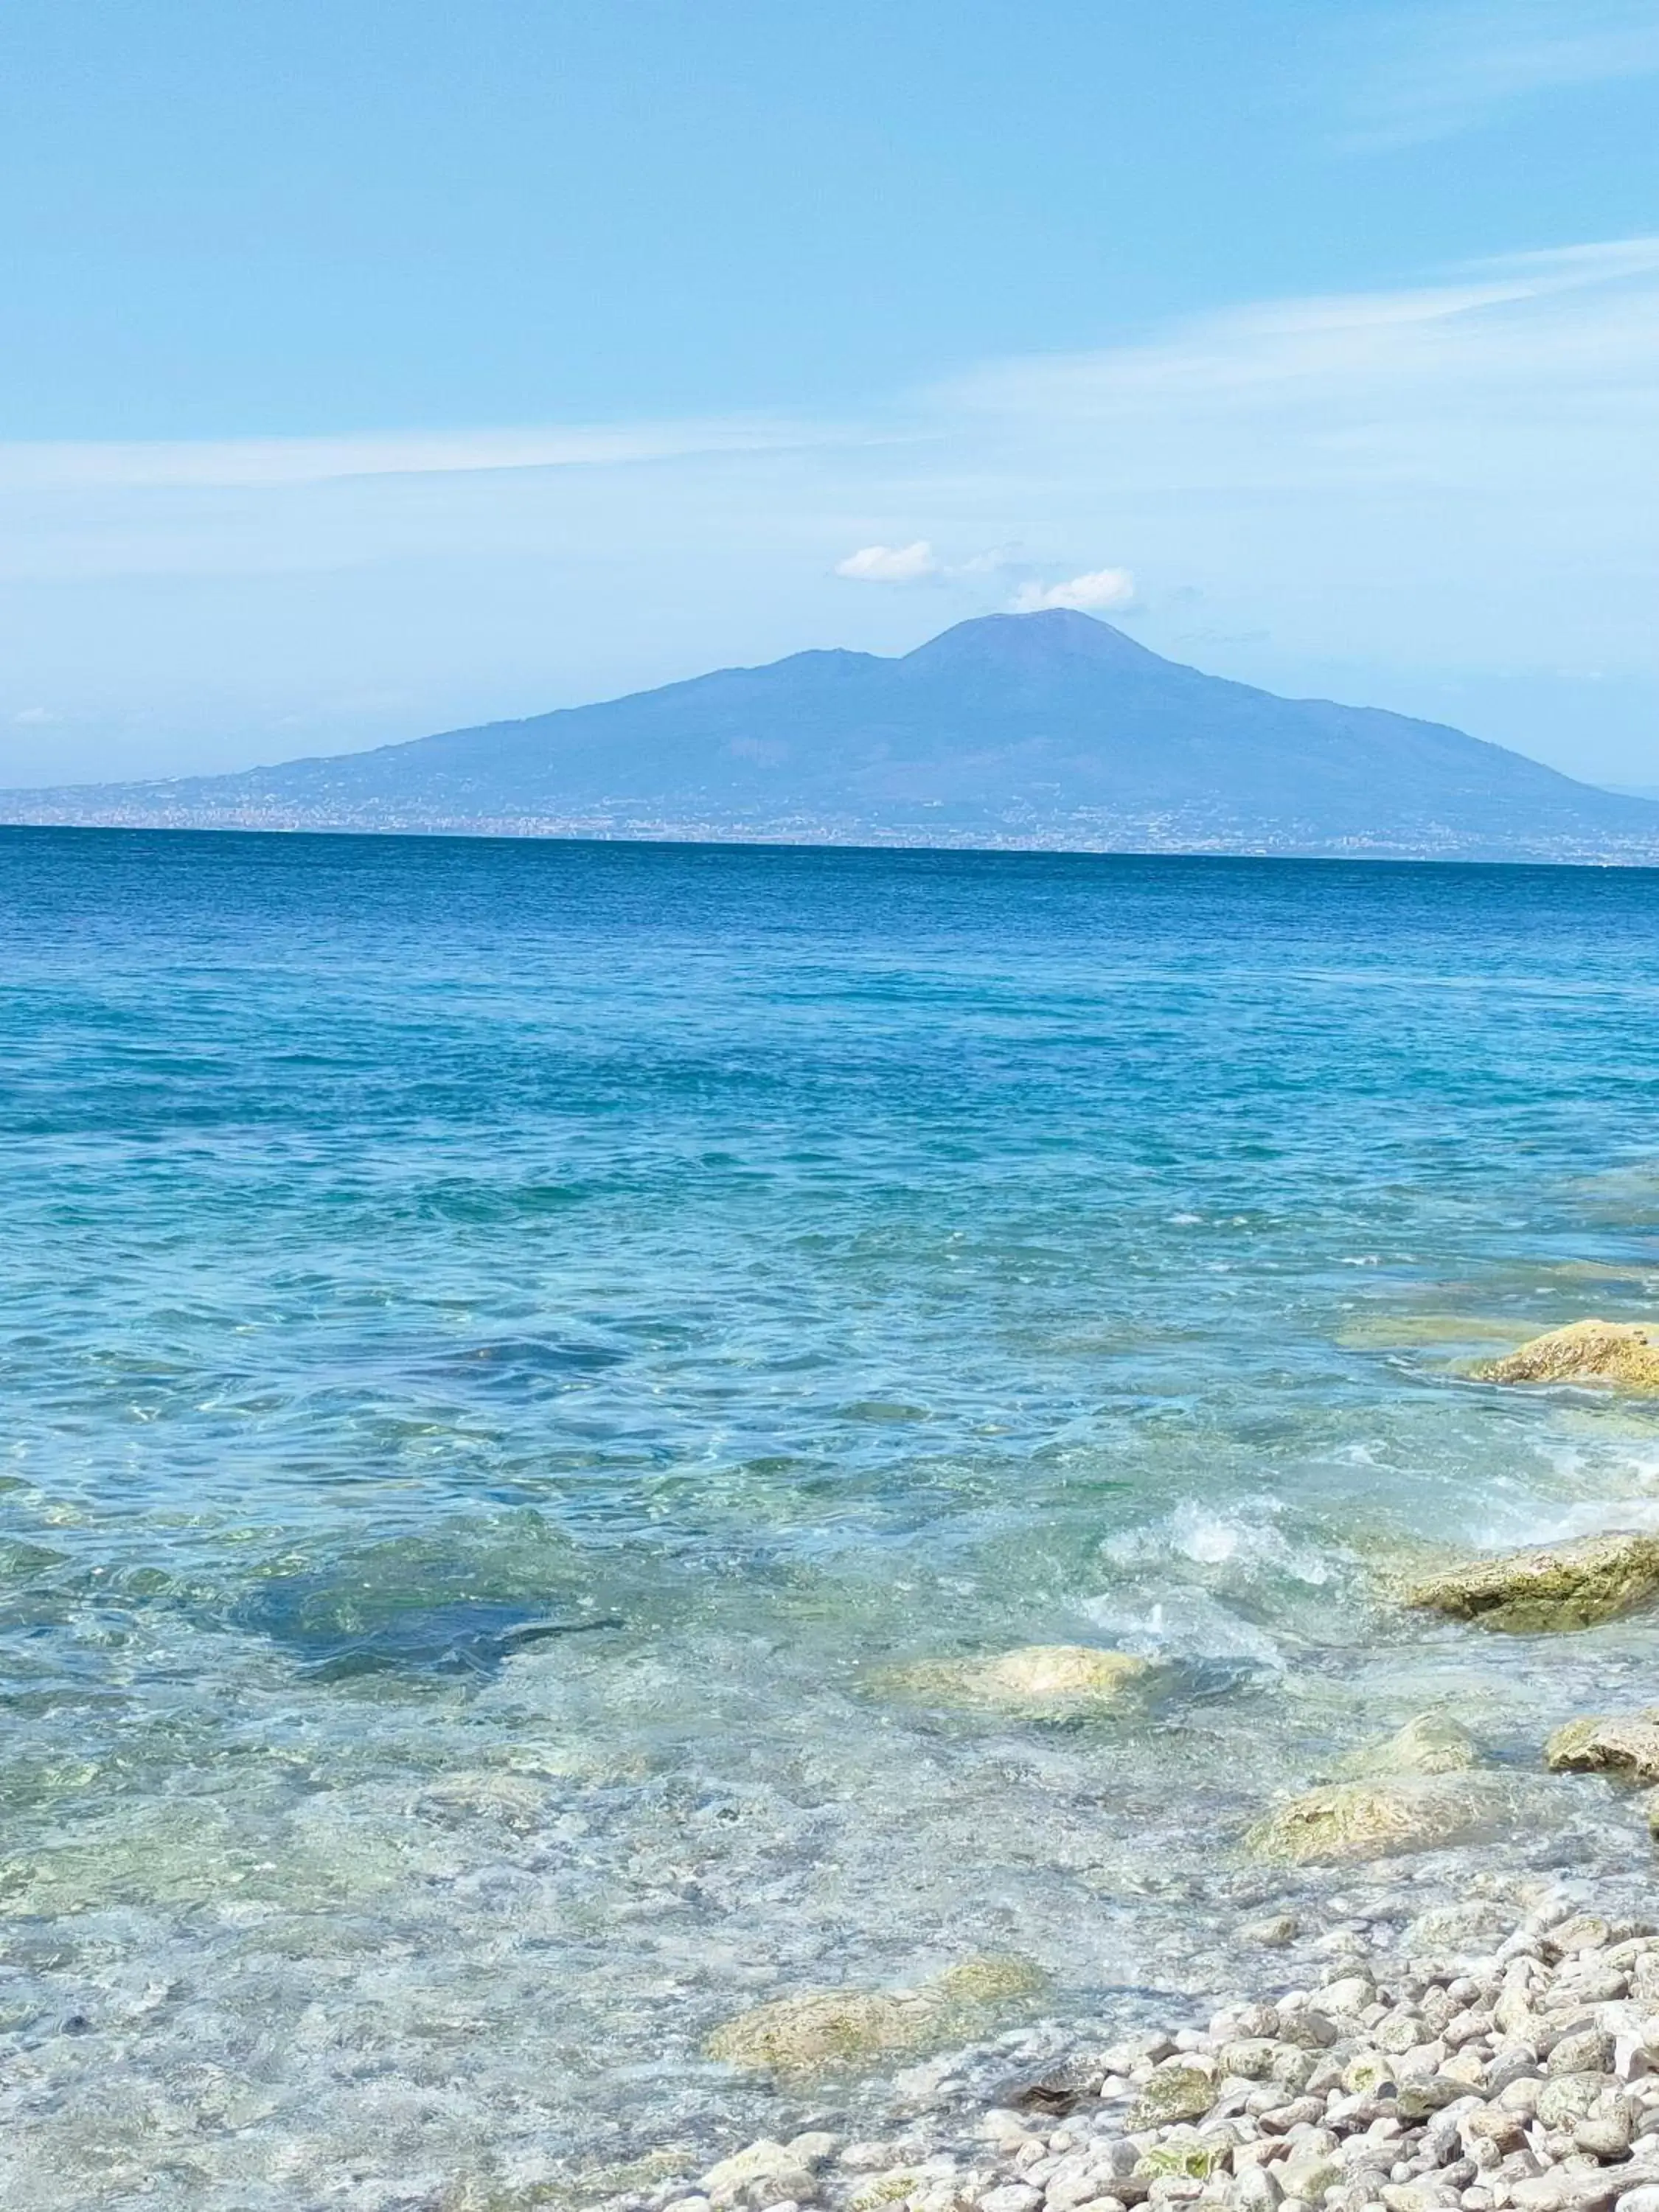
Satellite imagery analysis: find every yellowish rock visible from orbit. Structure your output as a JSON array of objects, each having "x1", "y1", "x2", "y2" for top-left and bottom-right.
[
  {"x1": 931, "y1": 1955, "x2": 1046, "y2": 2006},
  {"x1": 706, "y1": 1989, "x2": 931, "y2": 2075},
  {"x1": 714, "y1": 1987, "x2": 933, "y2": 2075},
  {"x1": 1545, "y1": 1709, "x2": 1659, "y2": 1785},
  {"x1": 1470, "y1": 1318, "x2": 1659, "y2": 1391},
  {"x1": 1403, "y1": 1529, "x2": 1659, "y2": 1633},
  {"x1": 705, "y1": 1955, "x2": 1043, "y2": 2079},
  {"x1": 1245, "y1": 1777, "x2": 1498, "y2": 1866},
  {"x1": 1338, "y1": 1710, "x2": 1481, "y2": 1779},
  {"x1": 846, "y1": 2173, "x2": 926, "y2": 2212},
  {"x1": 1125, "y1": 2067, "x2": 1220, "y2": 2132},
  {"x1": 876, "y1": 1643, "x2": 1148, "y2": 1713}
]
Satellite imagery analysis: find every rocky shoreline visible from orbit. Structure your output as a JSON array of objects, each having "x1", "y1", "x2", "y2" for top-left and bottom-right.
[
  {"x1": 616, "y1": 1893, "x2": 1659, "y2": 2212},
  {"x1": 597, "y1": 1322, "x2": 1659, "y2": 2212}
]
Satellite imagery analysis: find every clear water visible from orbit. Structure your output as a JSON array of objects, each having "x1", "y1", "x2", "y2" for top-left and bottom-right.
[{"x1": 3, "y1": 830, "x2": 1659, "y2": 2209}]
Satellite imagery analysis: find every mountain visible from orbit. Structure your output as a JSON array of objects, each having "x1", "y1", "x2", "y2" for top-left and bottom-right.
[{"x1": 7, "y1": 610, "x2": 1658, "y2": 860}]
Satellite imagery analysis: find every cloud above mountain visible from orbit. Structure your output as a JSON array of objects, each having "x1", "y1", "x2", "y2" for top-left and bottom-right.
[{"x1": 1011, "y1": 568, "x2": 1135, "y2": 614}]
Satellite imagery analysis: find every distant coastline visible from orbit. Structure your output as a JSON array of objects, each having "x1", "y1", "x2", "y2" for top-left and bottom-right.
[
  {"x1": 7, "y1": 612, "x2": 1658, "y2": 864},
  {"x1": 4, "y1": 810, "x2": 1659, "y2": 867}
]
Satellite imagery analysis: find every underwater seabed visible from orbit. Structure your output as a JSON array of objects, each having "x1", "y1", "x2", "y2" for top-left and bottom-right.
[{"x1": 6, "y1": 1377, "x2": 1659, "y2": 2208}]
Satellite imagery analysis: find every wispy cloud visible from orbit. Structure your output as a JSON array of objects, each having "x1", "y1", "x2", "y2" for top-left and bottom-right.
[
  {"x1": 1010, "y1": 568, "x2": 1135, "y2": 614},
  {"x1": 941, "y1": 238, "x2": 1659, "y2": 482},
  {"x1": 834, "y1": 540, "x2": 940, "y2": 582},
  {"x1": 0, "y1": 417, "x2": 814, "y2": 493},
  {"x1": 1343, "y1": 0, "x2": 1659, "y2": 146}
]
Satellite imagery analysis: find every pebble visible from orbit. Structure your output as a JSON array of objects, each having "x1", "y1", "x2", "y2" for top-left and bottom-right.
[{"x1": 703, "y1": 2142, "x2": 821, "y2": 2209}]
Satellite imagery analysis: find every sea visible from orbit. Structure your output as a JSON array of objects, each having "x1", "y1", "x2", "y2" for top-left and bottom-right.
[{"x1": 3, "y1": 828, "x2": 1659, "y2": 2211}]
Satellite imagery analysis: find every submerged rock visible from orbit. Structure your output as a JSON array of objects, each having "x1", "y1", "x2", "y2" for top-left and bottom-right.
[
  {"x1": 1336, "y1": 1314, "x2": 1532, "y2": 1349},
  {"x1": 706, "y1": 1989, "x2": 933, "y2": 2077},
  {"x1": 930, "y1": 1957, "x2": 1044, "y2": 2006},
  {"x1": 875, "y1": 1644, "x2": 1148, "y2": 1714},
  {"x1": 1470, "y1": 1319, "x2": 1659, "y2": 1392},
  {"x1": 1404, "y1": 1530, "x2": 1659, "y2": 1632},
  {"x1": 1338, "y1": 1710, "x2": 1481, "y2": 1778},
  {"x1": 1244, "y1": 1775, "x2": 1498, "y2": 1865},
  {"x1": 411, "y1": 1769, "x2": 549, "y2": 1834},
  {"x1": 705, "y1": 1956, "x2": 1043, "y2": 2079},
  {"x1": 1239, "y1": 1910, "x2": 1298, "y2": 1947},
  {"x1": 1546, "y1": 1710, "x2": 1659, "y2": 1785}
]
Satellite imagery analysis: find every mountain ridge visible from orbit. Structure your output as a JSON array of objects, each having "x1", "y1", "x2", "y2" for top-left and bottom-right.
[{"x1": 7, "y1": 610, "x2": 1658, "y2": 862}]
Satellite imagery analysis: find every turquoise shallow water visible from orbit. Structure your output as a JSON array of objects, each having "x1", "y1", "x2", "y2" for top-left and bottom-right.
[{"x1": 4, "y1": 830, "x2": 1659, "y2": 2208}]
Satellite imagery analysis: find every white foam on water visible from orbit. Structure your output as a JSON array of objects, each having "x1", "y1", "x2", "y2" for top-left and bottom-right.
[
  {"x1": 1443, "y1": 1434, "x2": 1659, "y2": 1553},
  {"x1": 1101, "y1": 1499, "x2": 1335, "y2": 1586},
  {"x1": 1079, "y1": 1585, "x2": 1288, "y2": 1669},
  {"x1": 1077, "y1": 1500, "x2": 1351, "y2": 1667}
]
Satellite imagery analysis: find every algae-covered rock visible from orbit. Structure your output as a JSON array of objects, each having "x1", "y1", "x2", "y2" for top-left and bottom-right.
[
  {"x1": 1545, "y1": 1710, "x2": 1659, "y2": 1786},
  {"x1": 1404, "y1": 1530, "x2": 1659, "y2": 1633},
  {"x1": 1245, "y1": 1777, "x2": 1498, "y2": 1865},
  {"x1": 1278, "y1": 2153, "x2": 1346, "y2": 2205},
  {"x1": 706, "y1": 1989, "x2": 933, "y2": 2076},
  {"x1": 1135, "y1": 2132, "x2": 1224, "y2": 2179},
  {"x1": 1343, "y1": 2050, "x2": 1399, "y2": 2096},
  {"x1": 931, "y1": 1956, "x2": 1044, "y2": 2006},
  {"x1": 705, "y1": 1955, "x2": 1043, "y2": 2079},
  {"x1": 1338, "y1": 1710, "x2": 1481, "y2": 1779},
  {"x1": 1470, "y1": 1320, "x2": 1659, "y2": 1392},
  {"x1": 876, "y1": 1644, "x2": 1149, "y2": 1714},
  {"x1": 1124, "y1": 2062, "x2": 1218, "y2": 2131}
]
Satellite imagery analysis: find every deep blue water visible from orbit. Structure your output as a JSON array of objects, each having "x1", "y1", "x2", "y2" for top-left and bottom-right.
[{"x1": 3, "y1": 830, "x2": 1659, "y2": 2208}]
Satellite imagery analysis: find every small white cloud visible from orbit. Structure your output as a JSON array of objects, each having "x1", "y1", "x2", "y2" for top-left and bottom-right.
[
  {"x1": 12, "y1": 707, "x2": 55, "y2": 726},
  {"x1": 1011, "y1": 566, "x2": 1137, "y2": 613},
  {"x1": 834, "y1": 540, "x2": 940, "y2": 582}
]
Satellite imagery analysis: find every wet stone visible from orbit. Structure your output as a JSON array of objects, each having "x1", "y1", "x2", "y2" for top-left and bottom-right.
[
  {"x1": 1404, "y1": 1531, "x2": 1659, "y2": 1635},
  {"x1": 1545, "y1": 1717, "x2": 1659, "y2": 1789}
]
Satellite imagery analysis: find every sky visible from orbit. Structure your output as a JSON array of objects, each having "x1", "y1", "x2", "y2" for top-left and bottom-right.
[{"x1": 3, "y1": 0, "x2": 1658, "y2": 788}]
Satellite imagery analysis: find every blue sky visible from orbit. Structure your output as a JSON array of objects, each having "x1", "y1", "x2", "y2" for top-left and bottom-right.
[{"x1": 3, "y1": 0, "x2": 1658, "y2": 785}]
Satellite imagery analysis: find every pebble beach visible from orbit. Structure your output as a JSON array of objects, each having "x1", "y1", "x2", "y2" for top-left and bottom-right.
[
  {"x1": 623, "y1": 1891, "x2": 1659, "y2": 2212},
  {"x1": 620, "y1": 1846, "x2": 1659, "y2": 2212}
]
